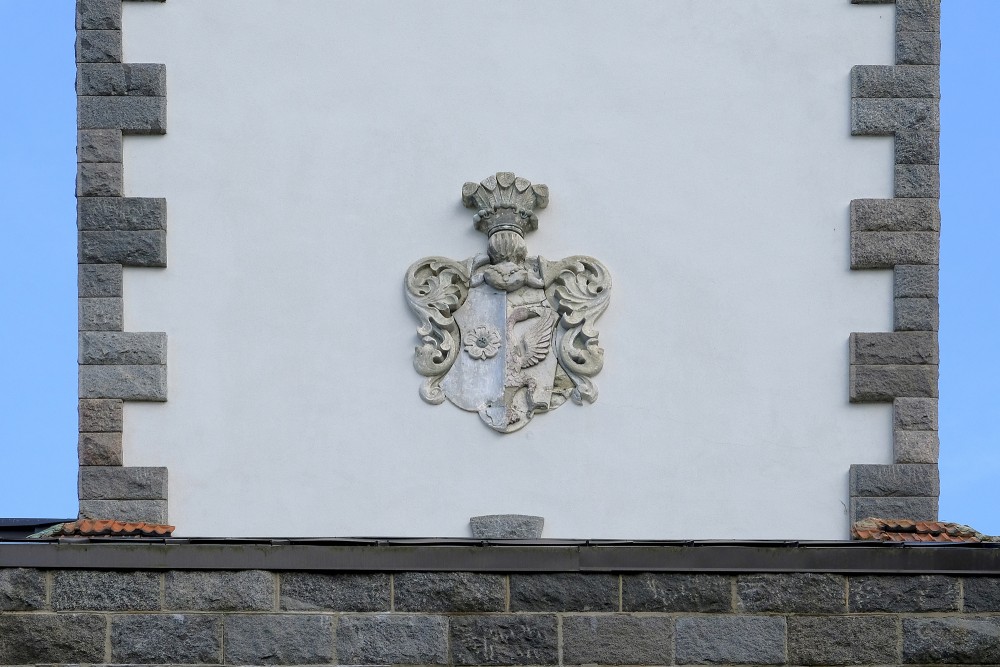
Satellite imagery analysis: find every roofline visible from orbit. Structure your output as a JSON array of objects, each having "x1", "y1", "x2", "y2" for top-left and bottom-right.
[{"x1": 2, "y1": 540, "x2": 997, "y2": 574}]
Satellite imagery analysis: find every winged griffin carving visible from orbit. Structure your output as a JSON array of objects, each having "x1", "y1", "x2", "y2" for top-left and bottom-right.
[{"x1": 405, "y1": 173, "x2": 611, "y2": 433}]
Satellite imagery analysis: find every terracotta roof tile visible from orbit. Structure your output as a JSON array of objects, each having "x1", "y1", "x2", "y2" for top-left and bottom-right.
[
  {"x1": 54, "y1": 519, "x2": 174, "y2": 537},
  {"x1": 852, "y1": 517, "x2": 996, "y2": 543}
]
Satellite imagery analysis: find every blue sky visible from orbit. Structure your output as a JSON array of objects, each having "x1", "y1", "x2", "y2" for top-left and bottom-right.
[{"x1": 0, "y1": 2, "x2": 996, "y2": 534}]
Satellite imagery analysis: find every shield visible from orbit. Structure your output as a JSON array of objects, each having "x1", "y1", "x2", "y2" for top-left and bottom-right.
[
  {"x1": 442, "y1": 284, "x2": 560, "y2": 432},
  {"x1": 405, "y1": 173, "x2": 611, "y2": 433}
]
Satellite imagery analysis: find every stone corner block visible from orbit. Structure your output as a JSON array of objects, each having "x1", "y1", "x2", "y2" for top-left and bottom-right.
[
  {"x1": 849, "y1": 463, "x2": 939, "y2": 498},
  {"x1": 851, "y1": 231, "x2": 938, "y2": 269},
  {"x1": 79, "y1": 263, "x2": 123, "y2": 297},
  {"x1": 849, "y1": 331, "x2": 938, "y2": 365},
  {"x1": 79, "y1": 297, "x2": 123, "y2": 331},
  {"x1": 78, "y1": 95, "x2": 167, "y2": 134},
  {"x1": 79, "y1": 498, "x2": 168, "y2": 523},
  {"x1": 79, "y1": 331, "x2": 167, "y2": 365},
  {"x1": 78, "y1": 431, "x2": 124, "y2": 466},
  {"x1": 79, "y1": 364, "x2": 167, "y2": 401},
  {"x1": 77, "y1": 0, "x2": 123, "y2": 30},
  {"x1": 850, "y1": 495, "x2": 938, "y2": 522},
  {"x1": 79, "y1": 229, "x2": 167, "y2": 267},
  {"x1": 76, "y1": 29, "x2": 122, "y2": 63},
  {"x1": 849, "y1": 364, "x2": 938, "y2": 402},
  {"x1": 79, "y1": 465, "x2": 168, "y2": 500},
  {"x1": 893, "y1": 429, "x2": 939, "y2": 464},
  {"x1": 79, "y1": 397, "x2": 124, "y2": 431}
]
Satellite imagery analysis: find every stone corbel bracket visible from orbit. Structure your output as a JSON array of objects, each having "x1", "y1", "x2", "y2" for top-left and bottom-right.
[
  {"x1": 76, "y1": 0, "x2": 168, "y2": 523},
  {"x1": 848, "y1": 0, "x2": 940, "y2": 522}
]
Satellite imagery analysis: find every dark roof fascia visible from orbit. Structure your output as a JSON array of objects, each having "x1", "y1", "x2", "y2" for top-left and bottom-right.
[{"x1": 1, "y1": 540, "x2": 998, "y2": 574}]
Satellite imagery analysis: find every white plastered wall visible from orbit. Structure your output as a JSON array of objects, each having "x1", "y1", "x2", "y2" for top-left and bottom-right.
[{"x1": 121, "y1": 0, "x2": 896, "y2": 538}]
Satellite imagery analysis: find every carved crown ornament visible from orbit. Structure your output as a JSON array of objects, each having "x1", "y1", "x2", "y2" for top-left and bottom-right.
[{"x1": 405, "y1": 172, "x2": 612, "y2": 433}]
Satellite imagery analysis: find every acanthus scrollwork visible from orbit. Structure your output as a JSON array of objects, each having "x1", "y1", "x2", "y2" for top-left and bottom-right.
[
  {"x1": 404, "y1": 256, "x2": 472, "y2": 404},
  {"x1": 541, "y1": 256, "x2": 612, "y2": 405}
]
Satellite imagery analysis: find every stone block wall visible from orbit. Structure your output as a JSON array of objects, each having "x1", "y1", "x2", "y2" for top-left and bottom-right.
[
  {"x1": 2, "y1": 567, "x2": 999, "y2": 664},
  {"x1": 848, "y1": 0, "x2": 942, "y2": 521},
  {"x1": 76, "y1": 0, "x2": 170, "y2": 524}
]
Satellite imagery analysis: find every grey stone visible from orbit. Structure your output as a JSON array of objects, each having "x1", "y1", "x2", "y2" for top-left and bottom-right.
[
  {"x1": 964, "y1": 577, "x2": 1000, "y2": 611},
  {"x1": 895, "y1": 163, "x2": 940, "y2": 198},
  {"x1": 851, "y1": 98, "x2": 939, "y2": 136},
  {"x1": 76, "y1": 29, "x2": 121, "y2": 63},
  {"x1": 78, "y1": 197, "x2": 167, "y2": 230},
  {"x1": 895, "y1": 264, "x2": 939, "y2": 298},
  {"x1": 850, "y1": 198, "x2": 939, "y2": 232},
  {"x1": 470, "y1": 513, "x2": 544, "y2": 538},
  {"x1": 851, "y1": 231, "x2": 938, "y2": 268},
  {"x1": 510, "y1": 573, "x2": 618, "y2": 611},
  {"x1": 164, "y1": 570, "x2": 274, "y2": 611},
  {"x1": 52, "y1": 570, "x2": 160, "y2": 611},
  {"x1": 77, "y1": 63, "x2": 127, "y2": 95},
  {"x1": 77, "y1": 128, "x2": 122, "y2": 162},
  {"x1": 622, "y1": 573, "x2": 732, "y2": 612},
  {"x1": 450, "y1": 614, "x2": 558, "y2": 666},
  {"x1": 79, "y1": 364, "x2": 167, "y2": 400},
  {"x1": 0, "y1": 568, "x2": 46, "y2": 610},
  {"x1": 736, "y1": 573, "x2": 845, "y2": 613},
  {"x1": 850, "y1": 463, "x2": 939, "y2": 497},
  {"x1": 675, "y1": 616, "x2": 786, "y2": 665},
  {"x1": 79, "y1": 465, "x2": 167, "y2": 500},
  {"x1": 850, "y1": 332, "x2": 937, "y2": 365},
  {"x1": 894, "y1": 429, "x2": 939, "y2": 463},
  {"x1": 79, "y1": 397, "x2": 123, "y2": 431},
  {"x1": 79, "y1": 230, "x2": 167, "y2": 267},
  {"x1": 338, "y1": 614, "x2": 449, "y2": 665},
  {"x1": 896, "y1": 130, "x2": 939, "y2": 164},
  {"x1": 850, "y1": 495, "x2": 937, "y2": 522},
  {"x1": 0, "y1": 613, "x2": 105, "y2": 663},
  {"x1": 849, "y1": 364, "x2": 938, "y2": 401},
  {"x1": 224, "y1": 614, "x2": 333, "y2": 665},
  {"x1": 849, "y1": 574, "x2": 958, "y2": 612},
  {"x1": 897, "y1": 31, "x2": 940, "y2": 65},
  {"x1": 79, "y1": 297, "x2": 123, "y2": 331},
  {"x1": 79, "y1": 498, "x2": 168, "y2": 523},
  {"x1": 111, "y1": 614, "x2": 222, "y2": 664},
  {"x1": 78, "y1": 96, "x2": 167, "y2": 134},
  {"x1": 851, "y1": 64, "x2": 939, "y2": 98},
  {"x1": 895, "y1": 296, "x2": 939, "y2": 331},
  {"x1": 77, "y1": 63, "x2": 166, "y2": 96},
  {"x1": 896, "y1": 0, "x2": 941, "y2": 33},
  {"x1": 788, "y1": 615, "x2": 898, "y2": 666},
  {"x1": 77, "y1": 162, "x2": 123, "y2": 197},
  {"x1": 279, "y1": 572, "x2": 389, "y2": 611},
  {"x1": 562, "y1": 615, "x2": 673, "y2": 666},
  {"x1": 79, "y1": 263, "x2": 123, "y2": 297},
  {"x1": 79, "y1": 431, "x2": 123, "y2": 465},
  {"x1": 394, "y1": 572, "x2": 505, "y2": 612},
  {"x1": 903, "y1": 617, "x2": 1000, "y2": 664},
  {"x1": 80, "y1": 331, "x2": 167, "y2": 365},
  {"x1": 77, "y1": 0, "x2": 122, "y2": 30},
  {"x1": 125, "y1": 63, "x2": 167, "y2": 96},
  {"x1": 894, "y1": 397, "x2": 938, "y2": 430}
]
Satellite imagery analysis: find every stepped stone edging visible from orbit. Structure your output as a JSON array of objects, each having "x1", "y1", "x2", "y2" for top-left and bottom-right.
[
  {"x1": 848, "y1": 0, "x2": 941, "y2": 522},
  {"x1": 76, "y1": 0, "x2": 168, "y2": 524}
]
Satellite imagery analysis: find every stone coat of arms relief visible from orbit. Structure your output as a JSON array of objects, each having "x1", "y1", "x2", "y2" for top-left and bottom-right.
[{"x1": 405, "y1": 173, "x2": 611, "y2": 433}]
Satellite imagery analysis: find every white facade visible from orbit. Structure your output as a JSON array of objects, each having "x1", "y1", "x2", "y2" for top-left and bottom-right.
[{"x1": 120, "y1": 0, "x2": 897, "y2": 538}]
